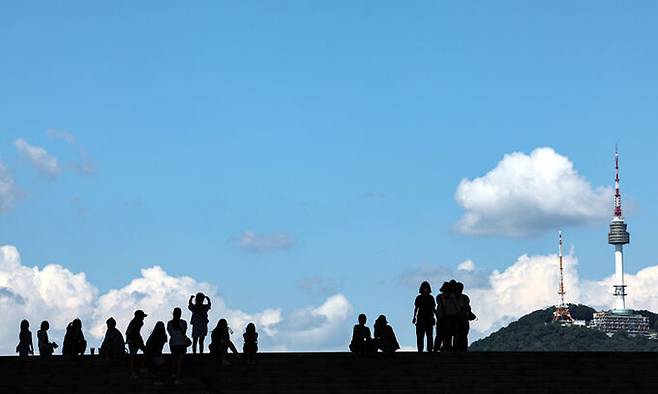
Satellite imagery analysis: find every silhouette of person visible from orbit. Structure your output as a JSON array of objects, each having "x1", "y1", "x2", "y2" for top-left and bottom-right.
[
  {"x1": 454, "y1": 281, "x2": 474, "y2": 352},
  {"x1": 243, "y1": 323, "x2": 258, "y2": 363},
  {"x1": 100, "y1": 317, "x2": 126, "y2": 359},
  {"x1": 167, "y1": 307, "x2": 190, "y2": 384},
  {"x1": 413, "y1": 281, "x2": 436, "y2": 352},
  {"x1": 126, "y1": 310, "x2": 148, "y2": 376},
  {"x1": 209, "y1": 319, "x2": 238, "y2": 364},
  {"x1": 437, "y1": 279, "x2": 470, "y2": 352},
  {"x1": 16, "y1": 320, "x2": 34, "y2": 358},
  {"x1": 373, "y1": 315, "x2": 399, "y2": 354},
  {"x1": 435, "y1": 281, "x2": 450, "y2": 351},
  {"x1": 188, "y1": 292, "x2": 211, "y2": 354},
  {"x1": 37, "y1": 321, "x2": 58, "y2": 357},
  {"x1": 62, "y1": 318, "x2": 87, "y2": 357},
  {"x1": 145, "y1": 321, "x2": 168, "y2": 385},
  {"x1": 349, "y1": 314, "x2": 375, "y2": 355}
]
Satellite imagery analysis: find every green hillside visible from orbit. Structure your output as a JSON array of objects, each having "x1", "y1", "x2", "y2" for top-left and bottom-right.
[{"x1": 470, "y1": 305, "x2": 658, "y2": 351}]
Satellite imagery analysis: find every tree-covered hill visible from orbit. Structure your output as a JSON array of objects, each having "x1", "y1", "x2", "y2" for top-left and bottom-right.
[{"x1": 470, "y1": 305, "x2": 658, "y2": 351}]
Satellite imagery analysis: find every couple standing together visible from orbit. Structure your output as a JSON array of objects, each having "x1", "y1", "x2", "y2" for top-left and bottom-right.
[{"x1": 413, "y1": 280, "x2": 475, "y2": 352}]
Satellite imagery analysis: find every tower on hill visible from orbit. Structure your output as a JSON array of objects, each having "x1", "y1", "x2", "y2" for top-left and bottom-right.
[
  {"x1": 590, "y1": 148, "x2": 650, "y2": 336},
  {"x1": 553, "y1": 231, "x2": 574, "y2": 323},
  {"x1": 608, "y1": 148, "x2": 630, "y2": 312}
]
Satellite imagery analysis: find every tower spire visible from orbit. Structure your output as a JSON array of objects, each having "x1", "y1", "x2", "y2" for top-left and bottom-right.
[
  {"x1": 614, "y1": 146, "x2": 623, "y2": 219},
  {"x1": 558, "y1": 231, "x2": 566, "y2": 307},
  {"x1": 553, "y1": 231, "x2": 573, "y2": 323}
]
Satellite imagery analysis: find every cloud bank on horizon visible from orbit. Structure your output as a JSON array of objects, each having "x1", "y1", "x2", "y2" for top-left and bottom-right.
[
  {"x1": 0, "y1": 245, "x2": 353, "y2": 355},
  {"x1": 455, "y1": 147, "x2": 611, "y2": 236}
]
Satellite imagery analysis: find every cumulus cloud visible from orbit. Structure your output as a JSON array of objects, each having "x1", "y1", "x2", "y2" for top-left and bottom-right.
[
  {"x1": 14, "y1": 139, "x2": 61, "y2": 176},
  {"x1": 455, "y1": 147, "x2": 611, "y2": 236},
  {"x1": 458, "y1": 260, "x2": 476, "y2": 272},
  {"x1": 0, "y1": 161, "x2": 19, "y2": 212},
  {"x1": 0, "y1": 246, "x2": 97, "y2": 354},
  {"x1": 400, "y1": 250, "x2": 658, "y2": 343},
  {"x1": 237, "y1": 231, "x2": 294, "y2": 253},
  {"x1": 0, "y1": 245, "x2": 352, "y2": 354}
]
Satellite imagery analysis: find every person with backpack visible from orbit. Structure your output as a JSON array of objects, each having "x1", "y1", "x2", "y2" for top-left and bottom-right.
[
  {"x1": 167, "y1": 307, "x2": 190, "y2": 384},
  {"x1": 412, "y1": 281, "x2": 436, "y2": 352}
]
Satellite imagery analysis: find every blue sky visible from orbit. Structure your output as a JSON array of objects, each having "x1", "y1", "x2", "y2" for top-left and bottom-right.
[{"x1": 1, "y1": 2, "x2": 658, "y2": 351}]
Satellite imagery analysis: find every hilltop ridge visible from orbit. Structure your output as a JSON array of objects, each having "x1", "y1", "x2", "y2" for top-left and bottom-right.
[{"x1": 470, "y1": 305, "x2": 658, "y2": 351}]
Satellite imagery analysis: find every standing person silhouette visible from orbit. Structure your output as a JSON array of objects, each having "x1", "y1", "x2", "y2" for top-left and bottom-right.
[
  {"x1": 242, "y1": 323, "x2": 258, "y2": 363},
  {"x1": 437, "y1": 280, "x2": 465, "y2": 351},
  {"x1": 37, "y1": 321, "x2": 58, "y2": 357},
  {"x1": 126, "y1": 310, "x2": 148, "y2": 376},
  {"x1": 188, "y1": 292, "x2": 211, "y2": 354},
  {"x1": 167, "y1": 307, "x2": 190, "y2": 384},
  {"x1": 434, "y1": 281, "x2": 450, "y2": 351},
  {"x1": 16, "y1": 320, "x2": 34, "y2": 358},
  {"x1": 454, "y1": 282, "x2": 474, "y2": 351},
  {"x1": 373, "y1": 315, "x2": 399, "y2": 354},
  {"x1": 62, "y1": 318, "x2": 87, "y2": 357},
  {"x1": 412, "y1": 281, "x2": 436, "y2": 352}
]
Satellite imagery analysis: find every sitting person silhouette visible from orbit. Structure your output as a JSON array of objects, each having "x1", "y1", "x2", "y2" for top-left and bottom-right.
[
  {"x1": 188, "y1": 292, "x2": 211, "y2": 354},
  {"x1": 62, "y1": 318, "x2": 87, "y2": 356},
  {"x1": 16, "y1": 320, "x2": 34, "y2": 358},
  {"x1": 37, "y1": 321, "x2": 58, "y2": 357},
  {"x1": 373, "y1": 315, "x2": 399, "y2": 354},
  {"x1": 209, "y1": 319, "x2": 238, "y2": 363},
  {"x1": 349, "y1": 314, "x2": 375, "y2": 355},
  {"x1": 100, "y1": 317, "x2": 126, "y2": 359},
  {"x1": 167, "y1": 307, "x2": 190, "y2": 384},
  {"x1": 413, "y1": 281, "x2": 436, "y2": 352},
  {"x1": 126, "y1": 310, "x2": 148, "y2": 376},
  {"x1": 145, "y1": 321, "x2": 168, "y2": 385},
  {"x1": 243, "y1": 323, "x2": 258, "y2": 363}
]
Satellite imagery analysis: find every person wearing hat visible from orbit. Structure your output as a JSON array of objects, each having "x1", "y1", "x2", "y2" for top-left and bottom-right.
[{"x1": 126, "y1": 310, "x2": 147, "y2": 376}]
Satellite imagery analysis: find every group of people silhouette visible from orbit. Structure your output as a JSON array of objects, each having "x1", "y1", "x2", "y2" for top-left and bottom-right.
[
  {"x1": 349, "y1": 279, "x2": 475, "y2": 354},
  {"x1": 15, "y1": 292, "x2": 258, "y2": 385}
]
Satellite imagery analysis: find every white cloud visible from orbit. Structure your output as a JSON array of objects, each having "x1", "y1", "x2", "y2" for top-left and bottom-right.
[
  {"x1": 458, "y1": 260, "x2": 476, "y2": 272},
  {"x1": 237, "y1": 231, "x2": 294, "y2": 253},
  {"x1": 14, "y1": 139, "x2": 61, "y2": 176},
  {"x1": 455, "y1": 147, "x2": 611, "y2": 236},
  {"x1": 0, "y1": 246, "x2": 97, "y2": 354},
  {"x1": 0, "y1": 245, "x2": 352, "y2": 354},
  {"x1": 46, "y1": 129, "x2": 76, "y2": 144},
  {"x1": 0, "y1": 161, "x2": 19, "y2": 212}
]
